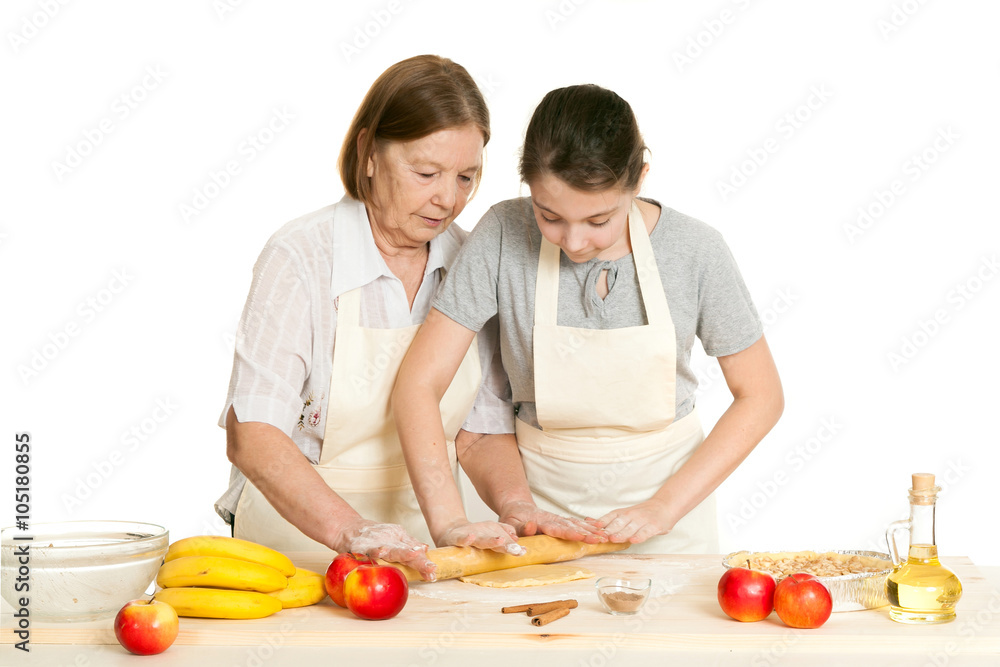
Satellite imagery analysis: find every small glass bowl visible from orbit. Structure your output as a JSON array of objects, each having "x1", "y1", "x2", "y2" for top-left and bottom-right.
[{"x1": 595, "y1": 577, "x2": 652, "y2": 616}]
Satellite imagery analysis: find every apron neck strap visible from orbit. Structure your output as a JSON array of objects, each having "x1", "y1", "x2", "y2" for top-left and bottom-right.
[
  {"x1": 534, "y1": 200, "x2": 668, "y2": 326},
  {"x1": 336, "y1": 287, "x2": 361, "y2": 327},
  {"x1": 534, "y1": 237, "x2": 562, "y2": 326},
  {"x1": 627, "y1": 200, "x2": 669, "y2": 326}
]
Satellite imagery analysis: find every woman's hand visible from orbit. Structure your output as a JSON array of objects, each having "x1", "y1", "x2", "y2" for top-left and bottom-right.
[
  {"x1": 436, "y1": 519, "x2": 526, "y2": 555},
  {"x1": 335, "y1": 518, "x2": 438, "y2": 581},
  {"x1": 499, "y1": 500, "x2": 607, "y2": 544},
  {"x1": 587, "y1": 498, "x2": 674, "y2": 545}
]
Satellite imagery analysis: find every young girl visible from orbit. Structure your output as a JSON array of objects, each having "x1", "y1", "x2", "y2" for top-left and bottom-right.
[{"x1": 393, "y1": 84, "x2": 783, "y2": 554}]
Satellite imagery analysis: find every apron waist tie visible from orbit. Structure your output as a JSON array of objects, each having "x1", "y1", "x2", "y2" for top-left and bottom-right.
[
  {"x1": 314, "y1": 464, "x2": 412, "y2": 492},
  {"x1": 317, "y1": 440, "x2": 459, "y2": 492},
  {"x1": 515, "y1": 408, "x2": 701, "y2": 463}
]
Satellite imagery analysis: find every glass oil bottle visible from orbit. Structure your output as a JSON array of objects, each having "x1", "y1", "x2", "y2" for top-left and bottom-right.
[{"x1": 885, "y1": 473, "x2": 963, "y2": 624}]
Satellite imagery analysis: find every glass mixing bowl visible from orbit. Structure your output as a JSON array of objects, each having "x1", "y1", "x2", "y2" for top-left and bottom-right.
[{"x1": 1, "y1": 520, "x2": 168, "y2": 622}]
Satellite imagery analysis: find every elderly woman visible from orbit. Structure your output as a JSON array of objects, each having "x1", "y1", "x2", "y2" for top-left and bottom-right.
[{"x1": 214, "y1": 56, "x2": 528, "y2": 579}]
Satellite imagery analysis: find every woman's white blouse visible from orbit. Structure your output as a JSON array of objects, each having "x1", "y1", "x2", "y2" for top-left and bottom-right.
[{"x1": 214, "y1": 196, "x2": 514, "y2": 522}]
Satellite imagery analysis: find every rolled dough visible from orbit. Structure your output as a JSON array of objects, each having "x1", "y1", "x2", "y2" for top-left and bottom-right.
[
  {"x1": 378, "y1": 535, "x2": 629, "y2": 582},
  {"x1": 459, "y1": 564, "x2": 594, "y2": 588}
]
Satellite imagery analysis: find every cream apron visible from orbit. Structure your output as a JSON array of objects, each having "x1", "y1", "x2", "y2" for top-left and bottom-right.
[
  {"x1": 234, "y1": 286, "x2": 482, "y2": 553},
  {"x1": 516, "y1": 201, "x2": 718, "y2": 554}
]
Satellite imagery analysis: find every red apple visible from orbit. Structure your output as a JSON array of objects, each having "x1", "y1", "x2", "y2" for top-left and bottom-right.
[
  {"x1": 773, "y1": 573, "x2": 833, "y2": 629},
  {"x1": 325, "y1": 552, "x2": 369, "y2": 608},
  {"x1": 343, "y1": 564, "x2": 408, "y2": 620},
  {"x1": 718, "y1": 566, "x2": 776, "y2": 622},
  {"x1": 114, "y1": 598, "x2": 179, "y2": 655}
]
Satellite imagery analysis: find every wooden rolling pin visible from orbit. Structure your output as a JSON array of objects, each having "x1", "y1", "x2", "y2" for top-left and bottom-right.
[{"x1": 380, "y1": 535, "x2": 629, "y2": 582}]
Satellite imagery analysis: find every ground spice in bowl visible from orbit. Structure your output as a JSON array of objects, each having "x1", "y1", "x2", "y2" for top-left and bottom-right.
[
  {"x1": 595, "y1": 577, "x2": 651, "y2": 616},
  {"x1": 600, "y1": 590, "x2": 645, "y2": 613}
]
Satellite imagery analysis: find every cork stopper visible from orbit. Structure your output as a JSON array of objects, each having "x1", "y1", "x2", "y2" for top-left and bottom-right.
[{"x1": 909, "y1": 472, "x2": 939, "y2": 505}]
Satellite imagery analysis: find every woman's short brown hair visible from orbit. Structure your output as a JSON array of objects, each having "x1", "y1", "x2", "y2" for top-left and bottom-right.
[
  {"x1": 339, "y1": 55, "x2": 490, "y2": 205},
  {"x1": 519, "y1": 84, "x2": 646, "y2": 193}
]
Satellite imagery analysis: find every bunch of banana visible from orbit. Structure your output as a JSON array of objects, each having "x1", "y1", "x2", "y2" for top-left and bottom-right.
[
  {"x1": 267, "y1": 568, "x2": 327, "y2": 609},
  {"x1": 153, "y1": 536, "x2": 325, "y2": 619},
  {"x1": 157, "y1": 555, "x2": 289, "y2": 592},
  {"x1": 164, "y1": 535, "x2": 296, "y2": 576},
  {"x1": 154, "y1": 587, "x2": 283, "y2": 620}
]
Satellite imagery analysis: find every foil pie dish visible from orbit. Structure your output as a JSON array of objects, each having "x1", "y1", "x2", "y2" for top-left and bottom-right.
[{"x1": 723, "y1": 549, "x2": 893, "y2": 612}]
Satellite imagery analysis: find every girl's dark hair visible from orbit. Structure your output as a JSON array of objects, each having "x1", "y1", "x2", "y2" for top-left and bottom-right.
[
  {"x1": 339, "y1": 55, "x2": 490, "y2": 205},
  {"x1": 519, "y1": 84, "x2": 646, "y2": 192}
]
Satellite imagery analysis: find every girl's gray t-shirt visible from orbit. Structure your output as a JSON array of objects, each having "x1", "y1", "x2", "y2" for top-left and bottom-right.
[{"x1": 434, "y1": 197, "x2": 763, "y2": 431}]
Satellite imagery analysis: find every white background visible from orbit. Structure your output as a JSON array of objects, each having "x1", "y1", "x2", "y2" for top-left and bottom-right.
[{"x1": 2, "y1": 0, "x2": 998, "y2": 568}]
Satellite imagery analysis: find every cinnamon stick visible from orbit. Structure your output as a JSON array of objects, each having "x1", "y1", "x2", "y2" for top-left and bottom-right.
[
  {"x1": 526, "y1": 599, "x2": 579, "y2": 616},
  {"x1": 531, "y1": 607, "x2": 571, "y2": 626},
  {"x1": 501, "y1": 599, "x2": 577, "y2": 614}
]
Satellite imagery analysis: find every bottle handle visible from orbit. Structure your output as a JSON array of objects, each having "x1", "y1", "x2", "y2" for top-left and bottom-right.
[{"x1": 886, "y1": 519, "x2": 910, "y2": 567}]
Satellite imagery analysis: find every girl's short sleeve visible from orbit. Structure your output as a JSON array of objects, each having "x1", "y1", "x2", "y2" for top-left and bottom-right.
[{"x1": 695, "y1": 234, "x2": 763, "y2": 357}]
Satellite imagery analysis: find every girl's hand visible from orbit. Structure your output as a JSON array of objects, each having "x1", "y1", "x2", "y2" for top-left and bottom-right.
[
  {"x1": 499, "y1": 501, "x2": 607, "y2": 544},
  {"x1": 437, "y1": 519, "x2": 526, "y2": 555},
  {"x1": 587, "y1": 498, "x2": 674, "y2": 544}
]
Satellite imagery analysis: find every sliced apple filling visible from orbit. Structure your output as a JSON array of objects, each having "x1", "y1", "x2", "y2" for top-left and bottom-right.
[{"x1": 729, "y1": 551, "x2": 891, "y2": 579}]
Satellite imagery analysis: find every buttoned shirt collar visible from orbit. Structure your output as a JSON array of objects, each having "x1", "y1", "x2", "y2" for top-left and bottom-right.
[{"x1": 330, "y1": 195, "x2": 461, "y2": 300}]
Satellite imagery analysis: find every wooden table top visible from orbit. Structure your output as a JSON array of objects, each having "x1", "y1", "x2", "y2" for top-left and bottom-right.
[{"x1": 3, "y1": 552, "x2": 998, "y2": 667}]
